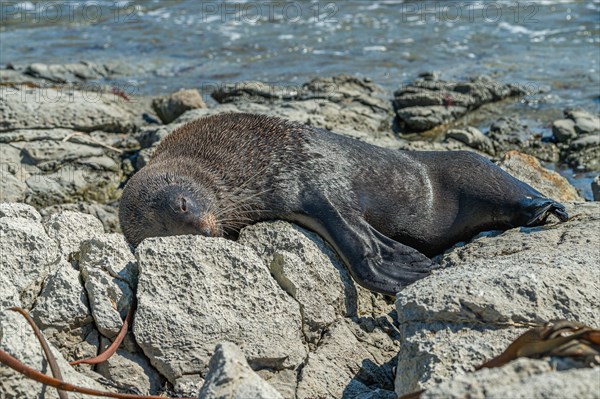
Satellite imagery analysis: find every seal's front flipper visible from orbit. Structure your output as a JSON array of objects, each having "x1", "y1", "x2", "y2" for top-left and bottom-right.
[{"x1": 301, "y1": 198, "x2": 434, "y2": 296}]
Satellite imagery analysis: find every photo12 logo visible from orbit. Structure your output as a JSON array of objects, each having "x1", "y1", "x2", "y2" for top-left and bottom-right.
[
  {"x1": 399, "y1": 1, "x2": 540, "y2": 24},
  {"x1": 0, "y1": 1, "x2": 140, "y2": 24},
  {"x1": 198, "y1": 1, "x2": 338, "y2": 23}
]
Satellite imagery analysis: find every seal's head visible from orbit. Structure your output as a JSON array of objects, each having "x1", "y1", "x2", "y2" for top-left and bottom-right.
[{"x1": 119, "y1": 164, "x2": 221, "y2": 248}]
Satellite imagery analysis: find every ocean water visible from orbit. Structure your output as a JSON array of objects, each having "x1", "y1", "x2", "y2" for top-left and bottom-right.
[
  {"x1": 1, "y1": 0, "x2": 599, "y2": 196},
  {"x1": 1, "y1": 0, "x2": 598, "y2": 102}
]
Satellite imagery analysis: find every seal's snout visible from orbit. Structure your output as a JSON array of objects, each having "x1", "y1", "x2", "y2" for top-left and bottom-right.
[{"x1": 197, "y1": 213, "x2": 219, "y2": 237}]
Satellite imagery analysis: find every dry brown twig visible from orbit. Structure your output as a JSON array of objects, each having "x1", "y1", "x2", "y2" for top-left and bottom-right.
[{"x1": 0, "y1": 307, "x2": 194, "y2": 399}]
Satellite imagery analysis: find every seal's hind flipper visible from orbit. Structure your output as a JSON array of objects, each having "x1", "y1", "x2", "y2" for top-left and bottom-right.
[
  {"x1": 525, "y1": 198, "x2": 569, "y2": 226},
  {"x1": 300, "y1": 197, "x2": 434, "y2": 295}
]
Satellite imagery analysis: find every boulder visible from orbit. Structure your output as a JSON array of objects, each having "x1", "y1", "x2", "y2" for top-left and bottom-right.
[
  {"x1": 420, "y1": 358, "x2": 600, "y2": 399},
  {"x1": 393, "y1": 75, "x2": 526, "y2": 133},
  {"x1": 498, "y1": 151, "x2": 583, "y2": 202},
  {"x1": 43, "y1": 211, "x2": 105, "y2": 258},
  {"x1": 394, "y1": 202, "x2": 600, "y2": 395},
  {"x1": 198, "y1": 342, "x2": 284, "y2": 399},
  {"x1": 0, "y1": 87, "x2": 139, "y2": 132},
  {"x1": 152, "y1": 89, "x2": 207, "y2": 124},
  {"x1": 0, "y1": 207, "x2": 61, "y2": 309},
  {"x1": 444, "y1": 126, "x2": 495, "y2": 155},
  {"x1": 133, "y1": 235, "x2": 306, "y2": 384}
]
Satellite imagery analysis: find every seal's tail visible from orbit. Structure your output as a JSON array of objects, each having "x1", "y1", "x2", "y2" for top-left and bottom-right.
[{"x1": 525, "y1": 198, "x2": 569, "y2": 226}]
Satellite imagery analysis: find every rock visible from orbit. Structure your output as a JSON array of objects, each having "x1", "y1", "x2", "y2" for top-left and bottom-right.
[
  {"x1": 0, "y1": 86, "x2": 139, "y2": 132},
  {"x1": 0, "y1": 202, "x2": 41, "y2": 221},
  {"x1": 1, "y1": 131, "x2": 127, "y2": 208},
  {"x1": 487, "y1": 116, "x2": 559, "y2": 163},
  {"x1": 593, "y1": 176, "x2": 600, "y2": 201},
  {"x1": 238, "y1": 222, "x2": 356, "y2": 343},
  {"x1": 174, "y1": 374, "x2": 205, "y2": 397},
  {"x1": 152, "y1": 89, "x2": 207, "y2": 124},
  {"x1": 0, "y1": 212, "x2": 61, "y2": 309},
  {"x1": 296, "y1": 319, "x2": 398, "y2": 399},
  {"x1": 552, "y1": 119, "x2": 577, "y2": 143},
  {"x1": 565, "y1": 108, "x2": 600, "y2": 135},
  {"x1": 569, "y1": 134, "x2": 600, "y2": 151},
  {"x1": 24, "y1": 61, "x2": 110, "y2": 83},
  {"x1": 0, "y1": 310, "x2": 110, "y2": 399},
  {"x1": 40, "y1": 202, "x2": 121, "y2": 233},
  {"x1": 95, "y1": 338, "x2": 164, "y2": 395},
  {"x1": 565, "y1": 145, "x2": 600, "y2": 172},
  {"x1": 498, "y1": 151, "x2": 583, "y2": 202},
  {"x1": 0, "y1": 144, "x2": 28, "y2": 202},
  {"x1": 394, "y1": 202, "x2": 600, "y2": 395},
  {"x1": 198, "y1": 342, "x2": 284, "y2": 399},
  {"x1": 43, "y1": 211, "x2": 105, "y2": 258},
  {"x1": 420, "y1": 358, "x2": 600, "y2": 399},
  {"x1": 207, "y1": 75, "x2": 396, "y2": 147},
  {"x1": 396, "y1": 138, "x2": 488, "y2": 154},
  {"x1": 392, "y1": 76, "x2": 526, "y2": 132},
  {"x1": 80, "y1": 234, "x2": 136, "y2": 338},
  {"x1": 444, "y1": 126, "x2": 495, "y2": 154},
  {"x1": 30, "y1": 259, "x2": 92, "y2": 333},
  {"x1": 133, "y1": 235, "x2": 306, "y2": 384}
]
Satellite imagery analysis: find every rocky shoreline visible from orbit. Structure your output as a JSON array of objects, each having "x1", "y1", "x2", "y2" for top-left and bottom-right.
[{"x1": 1, "y1": 62, "x2": 599, "y2": 398}]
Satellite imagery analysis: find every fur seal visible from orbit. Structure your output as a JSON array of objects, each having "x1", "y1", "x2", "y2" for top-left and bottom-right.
[{"x1": 119, "y1": 113, "x2": 568, "y2": 295}]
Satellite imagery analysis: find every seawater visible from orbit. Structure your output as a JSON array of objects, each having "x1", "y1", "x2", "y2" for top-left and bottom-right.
[{"x1": 1, "y1": 0, "x2": 599, "y2": 197}]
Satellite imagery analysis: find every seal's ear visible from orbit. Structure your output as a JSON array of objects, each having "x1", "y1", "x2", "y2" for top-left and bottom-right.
[{"x1": 300, "y1": 195, "x2": 434, "y2": 296}]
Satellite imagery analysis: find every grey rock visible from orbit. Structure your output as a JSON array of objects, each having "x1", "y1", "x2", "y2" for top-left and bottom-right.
[
  {"x1": 152, "y1": 89, "x2": 207, "y2": 124},
  {"x1": 96, "y1": 337, "x2": 164, "y2": 395},
  {"x1": 0, "y1": 172, "x2": 28, "y2": 202},
  {"x1": 498, "y1": 150, "x2": 583, "y2": 202},
  {"x1": 206, "y1": 75, "x2": 395, "y2": 147},
  {"x1": 569, "y1": 134, "x2": 600, "y2": 151},
  {"x1": 421, "y1": 358, "x2": 600, "y2": 399},
  {"x1": 198, "y1": 342, "x2": 284, "y2": 399},
  {"x1": 19, "y1": 139, "x2": 106, "y2": 168},
  {"x1": 40, "y1": 202, "x2": 121, "y2": 233},
  {"x1": 394, "y1": 202, "x2": 600, "y2": 395},
  {"x1": 0, "y1": 202, "x2": 41, "y2": 221},
  {"x1": 593, "y1": 176, "x2": 600, "y2": 201},
  {"x1": 175, "y1": 374, "x2": 205, "y2": 397},
  {"x1": 488, "y1": 116, "x2": 559, "y2": 163},
  {"x1": 445, "y1": 126, "x2": 495, "y2": 154},
  {"x1": 212, "y1": 81, "x2": 302, "y2": 104},
  {"x1": 80, "y1": 234, "x2": 136, "y2": 338},
  {"x1": 396, "y1": 138, "x2": 488, "y2": 154},
  {"x1": 565, "y1": 145, "x2": 600, "y2": 172},
  {"x1": 552, "y1": 118, "x2": 577, "y2": 143},
  {"x1": 43, "y1": 210, "x2": 105, "y2": 258},
  {"x1": 0, "y1": 144, "x2": 28, "y2": 202},
  {"x1": 396, "y1": 105, "x2": 466, "y2": 132},
  {"x1": 0, "y1": 310, "x2": 109, "y2": 399},
  {"x1": 134, "y1": 235, "x2": 306, "y2": 383},
  {"x1": 565, "y1": 108, "x2": 600, "y2": 135},
  {"x1": 4, "y1": 135, "x2": 126, "y2": 207},
  {"x1": 0, "y1": 213, "x2": 61, "y2": 309},
  {"x1": 79, "y1": 234, "x2": 137, "y2": 286},
  {"x1": 24, "y1": 61, "x2": 110, "y2": 83},
  {"x1": 30, "y1": 259, "x2": 92, "y2": 332},
  {"x1": 0, "y1": 128, "x2": 73, "y2": 143},
  {"x1": 296, "y1": 319, "x2": 398, "y2": 399},
  {"x1": 0, "y1": 86, "x2": 138, "y2": 132},
  {"x1": 393, "y1": 76, "x2": 526, "y2": 132},
  {"x1": 238, "y1": 222, "x2": 355, "y2": 342}
]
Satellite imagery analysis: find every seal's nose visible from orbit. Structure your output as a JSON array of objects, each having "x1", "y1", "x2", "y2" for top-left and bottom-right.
[{"x1": 196, "y1": 213, "x2": 218, "y2": 237}]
